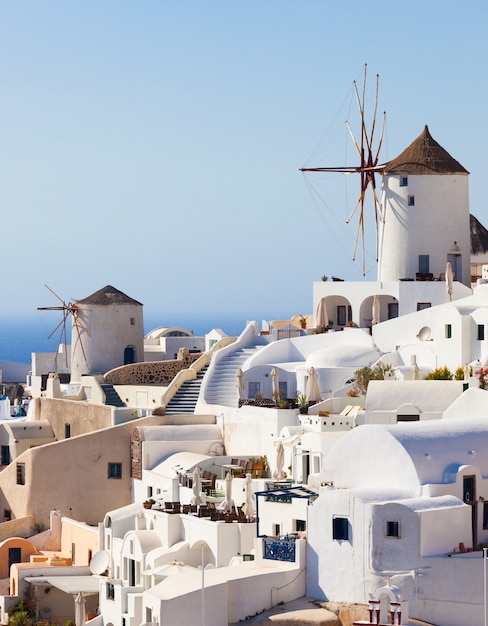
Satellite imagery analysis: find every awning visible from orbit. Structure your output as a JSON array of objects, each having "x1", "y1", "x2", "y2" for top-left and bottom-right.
[{"x1": 25, "y1": 575, "x2": 101, "y2": 595}]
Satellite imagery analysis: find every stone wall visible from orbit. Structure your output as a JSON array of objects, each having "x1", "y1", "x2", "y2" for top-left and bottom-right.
[{"x1": 105, "y1": 348, "x2": 202, "y2": 385}]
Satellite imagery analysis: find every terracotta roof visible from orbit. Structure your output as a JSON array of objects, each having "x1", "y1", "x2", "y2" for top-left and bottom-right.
[
  {"x1": 77, "y1": 285, "x2": 142, "y2": 306},
  {"x1": 382, "y1": 125, "x2": 469, "y2": 175},
  {"x1": 471, "y1": 214, "x2": 488, "y2": 255}
]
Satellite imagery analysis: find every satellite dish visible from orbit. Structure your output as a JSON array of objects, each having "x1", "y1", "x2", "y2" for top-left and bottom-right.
[
  {"x1": 90, "y1": 550, "x2": 110, "y2": 575},
  {"x1": 418, "y1": 326, "x2": 431, "y2": 341}
]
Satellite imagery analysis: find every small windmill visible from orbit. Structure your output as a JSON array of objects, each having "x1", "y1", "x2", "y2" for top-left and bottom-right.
[
  {"x1": 38, "y1": 284, "x2": 89, "y2": 371},
  {"x1": 300, "y1": 63, "x2": 386, "y2": 275}
]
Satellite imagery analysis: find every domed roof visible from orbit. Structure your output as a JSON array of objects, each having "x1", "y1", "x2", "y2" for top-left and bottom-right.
[{"x1": 306, "y1": 344, "x2": 380, "y2": 368}]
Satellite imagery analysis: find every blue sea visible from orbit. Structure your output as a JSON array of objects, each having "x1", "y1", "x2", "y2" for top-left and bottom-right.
[{"x1": 0, "y1": 311, "x2": 283, "y2": 364}]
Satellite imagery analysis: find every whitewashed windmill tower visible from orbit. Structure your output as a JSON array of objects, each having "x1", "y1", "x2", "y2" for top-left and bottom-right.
[
  {"x1": 70, "y1": 285, "x2": 144, "y2": 383},
  {"x1": 378, "y1": 125, "x2": 470, "y2": 286},
  {"x1": 301, "y1": 66, "x2": 470, "y2": 288}
]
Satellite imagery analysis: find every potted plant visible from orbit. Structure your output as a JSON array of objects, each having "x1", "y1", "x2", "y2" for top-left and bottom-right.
[
  {"x1": 143, "y1": 498, "x2": 155, "y2": 509},
  {"x1": 296, "y1": 392, "x2": 309, "y2": 414},
  {"x1": 299, "y1": 315, "x2": 307, "y2": 329}
]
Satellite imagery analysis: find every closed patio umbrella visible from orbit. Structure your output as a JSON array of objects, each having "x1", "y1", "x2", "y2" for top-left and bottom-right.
[
  {"x1": 372, "y1": 295, "x2": 380, "y2": 325},
  {"x1": 271, "y1": 367, "x2": 280, "y2": 403},
  {"x1": 305, "y1": 367, "x2": 322, "y2": 404},
  {"x1": 413, "y1": 363, "x2": 420, "y2": 380},
  {"x1": 75, "y1": 592, "x2": 86, "y2": 626},
  {"x1": 242, "y1": 473, "x2": 254, "y2": 519},
  {"x1": 236, "y1": 369, "x2": 244, "y2": 398},
  {"x1": 191, "y1": 466, "x2": 206, "y2": 506},
  {"x1": 272, "y1": 441, "x2": 285, "y2": 481},
  {"x1": 446, "y1": 261, "x2": 454, "y2": 301},
  {"x1": 316, "y1": 297, "x2": 329, "y2": 329},
  {"x1": 218, "y1": 471, "x2": 235, "y2": 513}
]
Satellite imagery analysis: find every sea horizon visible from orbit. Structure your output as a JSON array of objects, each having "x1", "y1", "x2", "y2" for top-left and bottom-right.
[{"x1": 0, "y1": 310, "x2": 296, "y2": 364}]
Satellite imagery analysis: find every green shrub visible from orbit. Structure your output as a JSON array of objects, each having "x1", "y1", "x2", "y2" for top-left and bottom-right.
[{"x1": 425, "y1": 366, "x2": 453, "y2": 380}]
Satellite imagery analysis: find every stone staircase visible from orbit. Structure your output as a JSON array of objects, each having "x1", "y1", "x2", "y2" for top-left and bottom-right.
[
  {"x1": 204, "y1": 343, "x2": 265, "y2": 407},
  {"x1": 101, "y1": 384, "x2": 126, "y2": 407},
  {"x1": 165, "y1": 365, "x2": 209, "y2": 415}
]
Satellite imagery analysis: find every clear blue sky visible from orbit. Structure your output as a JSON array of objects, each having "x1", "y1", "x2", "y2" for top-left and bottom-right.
[{"x1": 1, "y1": 1, "x2": 487, "y2": 325}]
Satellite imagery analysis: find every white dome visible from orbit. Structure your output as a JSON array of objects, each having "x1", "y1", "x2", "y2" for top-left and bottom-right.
[{"x1": 306, "y1": 345, "x2": 379, "y2": 368}]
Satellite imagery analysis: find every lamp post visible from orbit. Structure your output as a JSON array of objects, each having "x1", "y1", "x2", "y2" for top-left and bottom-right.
[
  {"x1": 201, "y1": 541, "x2": 205, "y2": 626},
  {"x1": 484, "y1": 547, "x2": 488, "y2": 626}
]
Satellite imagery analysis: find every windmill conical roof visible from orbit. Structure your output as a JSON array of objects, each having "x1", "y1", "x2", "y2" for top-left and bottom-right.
[
  {"x1": 77, "y1": 285, "x2": 142, "y2": 306},
  {"x1": 470, "y1": 214, "x2": 488, "y2": 255},
  {"x1": 382, "y1": 125, "x2": 468, "y2": 175}
]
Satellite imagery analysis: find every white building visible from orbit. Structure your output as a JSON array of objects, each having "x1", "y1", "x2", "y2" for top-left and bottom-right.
[{"x1": 306, "y1": 417, "x2": 488, "y2": 626}]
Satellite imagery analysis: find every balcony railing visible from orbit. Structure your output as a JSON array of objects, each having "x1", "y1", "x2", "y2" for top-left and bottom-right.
[{"x1": 263, "y1": 537, "x2": 296, "y2": 562}]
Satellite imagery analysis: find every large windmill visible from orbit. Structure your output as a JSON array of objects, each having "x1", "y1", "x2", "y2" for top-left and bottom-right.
[
  {"x1": 300, "y1": 64, "x2": 386, "y2": 275},
  {"x1": 37, "y1": 285, "x2": 89, "y2": 371}
]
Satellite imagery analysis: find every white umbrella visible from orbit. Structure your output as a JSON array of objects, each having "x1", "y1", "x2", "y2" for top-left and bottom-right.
[
  {"x1": 218, "y1": 471, "x2": 235, "y2": 513},
  {"x1": 305, "y1": 367, "x2": 321, "y2": 404},
  {"x1": 75, "y1": 592, "x2": 86, "y2": 626},
  {"x1": 372, "y1": 295, "x2": 380, "y2": 325},
  {"x1": 446, "y1": 261, "x2": 454, "y2": 301},
  {"x1": 316, "y1": 297, "x2": 329, "y2": 329},
  {"x1": 272, "y1": 441, "x2": 285, "y2": 481},
  {"x1": 191, "y1": 466, "x2": 206, "y2": 506},
  {"x1": 271, "y1": 367, "x2": 280, "y2": 403},
  {"x1": 241, "y1": 472, "x2": 254, "y2": 519},
  {"x1": 236, "y1": 369, "x2": 244, "y2": 398}
]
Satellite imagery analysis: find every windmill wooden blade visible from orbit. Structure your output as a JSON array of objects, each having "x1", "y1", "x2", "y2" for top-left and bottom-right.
[
  {"x1": 38, "y1": 285, "x2": 89, "y2": 372},
  {"x1": 44, "y1": 283, "x2": 66, "y2": 305},
  {"x1": 299, "y1": 64, "x2": 386, "y2": 275}
]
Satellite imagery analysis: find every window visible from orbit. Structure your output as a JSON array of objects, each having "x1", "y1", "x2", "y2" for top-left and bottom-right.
[
  {"x1": 408, "y1": 195, "x2": 415, "y2": 206},
  {"x1": 418, "y1": 255, "x2": 430, "y2": 273},
  {"x1": 386, "y1": 521, "x2": 400, "y2": 537},
  {"x1": 478, "y1": 325, "x2": 485, "y2": 341},
  {"x1": 130, "y1": 317, "x2": 135, "y2": 326},
  {"x1": 417, "y1": 302, "x2": 431, "y2": 311},
  {"x1": 1, "y1": 446, "x2": 10, "y2": 465},
  {"x1": 3, "y1": 510, "x2": 11, "y2": 522},
  {"x1": 332, "y1": 517, "x2": 349, "y2": 540},
  {"x1": 8, "y1": 547, "x2": 21, "y2": 571},
  {"x1": 65, "y1": 423, "x2": 71, "y2": 438},
  {"x1": 106, "y1": 582, "x2": 115, "y2": 600},
  {"x1": 400, "y1": 176, "x2": 408, "y2": 187},
  {"x1": 337, "y1": 305, "x2": 352, "y2": 326},
  {"x1": 388, "y1": 303, "x2": 399, "y2": 319},
  {"x1": 108, "y1": 463, "x2": 122, "y2": 479},
  {"x1": 463, "y1": 475, "x2": 475, "y2": 503},
  {"x1": 483, "y1": 503, "x2": 488, "y2": 530},
  {"x1": 279, "y1": 381, "x2": 288, "y2": 398},
  {"x1": 16, "y1": 463, "x2": 25, "y2": 485},
  {"x1": 445, "y1": 324, "x2": 452, "y2": 339},
  {"x1": 248, "y1": 382, "x2": 261, "y2": 399},
  {"x1": 397, "y1": 414, "x2": 419, "y2": 422},
  {"x1": 295, "y1": 519, "x2": 306, "y2": 532}
]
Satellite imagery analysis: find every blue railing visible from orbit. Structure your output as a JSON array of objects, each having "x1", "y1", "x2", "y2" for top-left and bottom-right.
[{"x1": 263, "y1": 537, "x2": 296, "y2": 562}]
